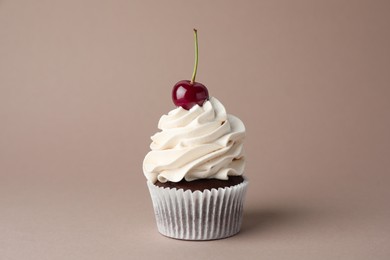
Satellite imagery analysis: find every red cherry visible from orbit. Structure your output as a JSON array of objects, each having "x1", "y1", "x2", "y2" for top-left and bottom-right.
[
  {"x1": 172, "y1": 29, "x2": 209, "y2": 110},
  {"x1": 172, "y1": 80, "x2": 209, "y2": 110}
]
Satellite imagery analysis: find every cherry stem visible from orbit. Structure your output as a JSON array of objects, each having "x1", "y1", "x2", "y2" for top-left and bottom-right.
[{"x1": 190, "y1": 29, "x2": 198, "y2": 84}]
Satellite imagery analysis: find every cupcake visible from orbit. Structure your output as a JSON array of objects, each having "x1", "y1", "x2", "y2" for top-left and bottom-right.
[{"x1": 143, "y1": 29, "x2": 248, "y2": 240}]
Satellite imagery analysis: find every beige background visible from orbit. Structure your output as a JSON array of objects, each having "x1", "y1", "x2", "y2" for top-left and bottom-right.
[{"x1": 1, "y1": 0, "x2": 390, "y2": 259}]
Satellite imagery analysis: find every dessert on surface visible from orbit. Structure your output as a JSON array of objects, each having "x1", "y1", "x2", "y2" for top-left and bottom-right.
[{"x1": 143, "y1": 29, "x2": 248, "y2": 240}]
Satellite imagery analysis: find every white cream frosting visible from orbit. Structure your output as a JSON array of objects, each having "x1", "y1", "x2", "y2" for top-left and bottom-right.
[{"x1": 143, "y1": 97, "x2": 245, "y2": 183}]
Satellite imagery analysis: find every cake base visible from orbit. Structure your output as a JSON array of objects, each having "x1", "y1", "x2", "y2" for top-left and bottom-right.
[{"x1": 154, "y1": 175, "x2": 244, "y2": 192}]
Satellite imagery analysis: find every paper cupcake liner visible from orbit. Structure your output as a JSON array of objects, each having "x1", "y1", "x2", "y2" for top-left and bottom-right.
[{"x1": 147, "y1": 179, "x2": 248, "y2": 240}]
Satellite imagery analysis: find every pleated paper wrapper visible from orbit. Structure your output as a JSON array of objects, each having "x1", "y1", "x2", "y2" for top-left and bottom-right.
[{"x1": 147, "y1": 179, "x2": 248, "y2": 240}]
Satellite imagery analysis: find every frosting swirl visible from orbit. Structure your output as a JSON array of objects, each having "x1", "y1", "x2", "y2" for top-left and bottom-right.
[{"x1": 143, "y1": 97, "x2": 245, "y2": 183}]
